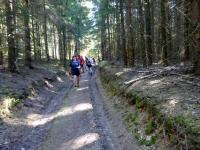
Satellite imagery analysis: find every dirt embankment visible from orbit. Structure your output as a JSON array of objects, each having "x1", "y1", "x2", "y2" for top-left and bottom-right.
[
  {"x1": 99, "y1": 63, "x2": 200, "y2": 149},
  {"x1": 0, "y1": 66, "x2": 72, "y2": 149}
]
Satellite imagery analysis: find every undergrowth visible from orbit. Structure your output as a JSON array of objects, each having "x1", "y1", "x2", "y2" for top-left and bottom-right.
[{"x1": 0, "y1": 96, "x2": 22, "y2": 116}]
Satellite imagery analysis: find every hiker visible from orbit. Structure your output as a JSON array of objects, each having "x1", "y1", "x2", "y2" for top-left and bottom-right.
[
  {"x1": 92, "y1": 57, "x2": 96, "y2": 72},
  {"x1": 69, "y1": 56, "x2": 81, "y2": 87},
  {"x1": 85, "y1": 56, "x2": 89, "y2": 71},
  {"x1": 80, "y1": 55, "x2": 85, "y2": 73},
  {"x1": 86, "y1": 57, "x2": 93, "y2": 75}
]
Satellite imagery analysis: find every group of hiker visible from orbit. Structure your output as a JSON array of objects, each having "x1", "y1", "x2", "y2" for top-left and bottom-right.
[{"x1": 69, "y1": 55, "x2": 96, "y2": 87}]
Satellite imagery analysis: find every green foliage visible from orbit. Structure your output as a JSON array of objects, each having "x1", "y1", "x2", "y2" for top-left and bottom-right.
[
  {"x1": 135, "y1": 95, "x2": 144, "y2": 109},
  {"x1": 145, "y1": 135, "x2": 157, "y2": 146},
  {"x1": 165, "y1": 117, "x2": 174, "y2": 132},
  {"x1": 145, "y1": 120, "x2": 156, "y2": 135},
  {"x1": 4, "y1": 96, "x2": 21, "y2": 109},
  {"x1": 124, "y1": 112, "x2": 138, "y2": 124},
  {"x1": 133, "y1": 131, "x2": 140, "y2": 140},
  {"x1": 138, "y1": 135, "x2": 157, "y2": 146},
  {"x1": 0, "y1": 96, "x2": 21, "y2": 116},
  {"x1": 175, "y1": 116, "x2": 200, "y2": 135}
]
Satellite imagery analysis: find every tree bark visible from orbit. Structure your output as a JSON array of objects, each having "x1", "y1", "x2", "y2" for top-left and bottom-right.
[
  {"x1": 36, "y1": 21, "x2": 41, "y2": 60},
  {"x1": 115, "y1": 0, "x2": 121, "y2": 61},
  {"x1": 160, "y1": 0, "x2": 168, "y2": 66},
  {"x1": 182, "y1": 0, "x2": 191, "y2": 64},
  {"x1": 24, "y1": 0, "x2": 32, "y2": 68},
  {"x1": 191, "y1": 0, "x2": 200, "y2": 74},
  {"x1": 119, "y1": 0, "x2": 127, "y2": 66},
  {"x1": 126, "y1": 0, "x2": 134, "y2": 67},
  {"x1": 43, "y1": 0, "x2": 49, "y2": 62},
  {"x1": 138, "y1": 0, "x2": 146, "y2": 67},
  {"x1": 58, "y1": 27, "x2": 63, "y2": 62},
  {"x1": 144, "y1": 0, "x2": 153, "y2": 66},
  {"x1": 63, "y1": 26, "x2": 67, "y2": 67},
  {"x1": 53, "y1": 24, "x2": 57, "y2": 60},
  {"x1": 5, "y1": 0, "x2": 17, "y2": 72},
  {"x1": 32, "y1": 15, "x2": 37, "y2": 60}
]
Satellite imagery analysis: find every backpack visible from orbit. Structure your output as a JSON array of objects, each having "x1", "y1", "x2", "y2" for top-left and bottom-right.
[{"x1": 87, "y1": 60, "x2": 92, "y2": 66}]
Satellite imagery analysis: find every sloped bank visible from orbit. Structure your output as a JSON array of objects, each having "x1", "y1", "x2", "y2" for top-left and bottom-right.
[
  {"x1": 99, "y1": 63, "x2": 200, "y2": 149},
  {"x1": 0, "y1": 67, "x2": 67, "y2": 117},
  {"x1": 0, "y1": 65, "x2": 72, "y2": 149}
]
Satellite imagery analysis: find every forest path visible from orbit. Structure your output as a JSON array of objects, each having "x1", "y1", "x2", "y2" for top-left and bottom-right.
[{"x1": 39, "y1": 70, "x2": 140, "y2": 150}]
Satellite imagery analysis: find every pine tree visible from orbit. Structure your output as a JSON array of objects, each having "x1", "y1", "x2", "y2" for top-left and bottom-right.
[{"x1": 5, "y1": 0, "x2": 17, "y2": 72}]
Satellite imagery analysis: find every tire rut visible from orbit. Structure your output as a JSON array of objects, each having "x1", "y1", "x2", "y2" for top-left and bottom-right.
[{"x1": 89, "y1": 73, "x2": 122, "y2": 150}]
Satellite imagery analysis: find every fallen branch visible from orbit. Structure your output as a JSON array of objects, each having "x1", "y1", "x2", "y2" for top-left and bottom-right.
[
  {"x1": 124, "y1": 73, "x2": 161, "y2": 85},
  {"x1": 177, "y1": 78, "x2": 200, "y2": 87}
]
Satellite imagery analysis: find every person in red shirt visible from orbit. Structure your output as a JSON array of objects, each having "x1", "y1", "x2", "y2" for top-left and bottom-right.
[{"x1": 79, "y1": 55, "x2": 85, "y2": 73}]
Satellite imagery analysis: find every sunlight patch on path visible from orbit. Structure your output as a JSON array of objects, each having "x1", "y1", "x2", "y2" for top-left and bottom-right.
[
  {"x1": 80, "y1": 79, "x2": 89, "y2": 83},
  {"x1": 28, "y1": 103, "x2": 93, "y2": 127},
  {"x1": 76, "y1": 87, "x2": 89, "y2": 91},
  {"x1": 60, "y1": 133, "x2": 100, "y2": 150}
]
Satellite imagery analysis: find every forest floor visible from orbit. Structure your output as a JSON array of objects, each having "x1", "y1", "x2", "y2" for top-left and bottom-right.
[
  {"x1": 100, "y1": 63, "x2": 200, "y2": 149},
  {"x1": 0, "y1": 63, "x2": 140, "y2": 150}
]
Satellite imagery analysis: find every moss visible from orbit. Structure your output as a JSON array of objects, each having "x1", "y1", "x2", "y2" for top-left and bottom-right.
[
  {"x1": 145, "y1": 135, "x2": 157, "y2": 146},
  {"x1": 138, "y1": 135, "x2": 158, "y2": 146},
  {"x1": 175, "y1": 116, "x2": 200, "y2": 135},
  {"x1": 139, "y1": 139, "x2": 146, "y2": 145},
  {"x1": 135, "y1": 95, "x2": 145, "y2": 109},
  {"x1": 145, "y1": 120, "x2": 156, "y2": 135},
  {"x1": 124, "y1": 111, "x2": 138, "y2": 124},
  {"x1": 165, "y1": 117, "x2": 174, "y2": 132},
  {"x1": 134, "y1": 131, "x2": 140, "y2": 140}
]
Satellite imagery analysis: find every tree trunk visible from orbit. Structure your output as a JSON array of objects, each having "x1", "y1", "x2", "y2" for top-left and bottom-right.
[
  {"x1": 107, "y1": 14, "x2": 112, "y2": 60},
  {"x1": 182, "y1": 0, "x2": 191, "y2": 64},
  {"x1": 166, "y1": 1, "x2": 173, "y2": 63},
  {"x1": 138, "y1": 0, "x2": 146, "y2": 67},
  {"x1": 36, "y1": 21, "x2": 41, "y2": 60},
  {"x1": 5, "y1": 0, "x2": 17, "y2": 72},
  {"x1": 191, "y1": 0, "x2": 200, "y2": 74},
  {"x1": 13, "y1": 0, "x2": 19, "y2": 58},
  {"x1": 43, "y1": 0, "x2": 49, "y2": 62},
  {"x1": 101, "y1": 27, "x2": 106, "y2": 60},
  {"x1": 144, "y1": 0, "x2": 153, "y2": 66},
  {"x1": 24, "y1": 0, "x2": 32, "y2": 68},
  {"x1": 58, "y1": 27, "x2": 63, "y2": 62},
  {"x1": 151, "y1": 0, "x2": 155, "y2": 59},
  {"x1": 32, "y1": 15, "x2": 37, "y2": 60},
  {"x1": 0, "y1": 51, "x2": 3, "y2": 65},
  {"x1": 126, "y1": 0, "x2": 134, "y2": 67},
  {"x1": 119, "y1": 0, "x2": 127, "y2": 66},
  {"x1": 115, "y1": 0, "x2": 121, "y2": 61},
  {"x1": 53, "y1": 25, "x2": 57, "y2": 60},
  {"x1": 175, "y1": 0, "x2": 183, "y2": 63},
  {"x1": 160, "y1": 0, "x2": 168, "y2": 66},
  {"x1": 63, "y1": 26, "x2": 67, "y2": 67}
]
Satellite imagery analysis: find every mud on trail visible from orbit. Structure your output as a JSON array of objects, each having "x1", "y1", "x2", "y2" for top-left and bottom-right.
[{"x1": 0, "y1": 67, "x2": 140, "y2": 150}]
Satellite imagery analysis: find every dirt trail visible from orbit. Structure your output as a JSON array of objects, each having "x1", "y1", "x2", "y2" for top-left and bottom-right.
[
  {"x1": 0, "y1": 69, "x2": 140, "y2": 150},
  {"x1": 40, "y1": 71, "x2": 140, "y2": 150}
]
